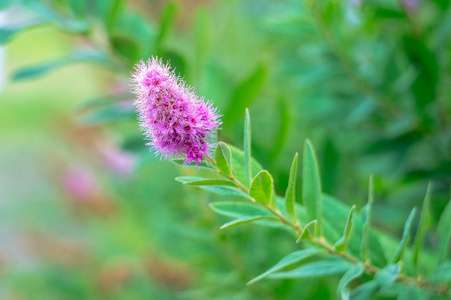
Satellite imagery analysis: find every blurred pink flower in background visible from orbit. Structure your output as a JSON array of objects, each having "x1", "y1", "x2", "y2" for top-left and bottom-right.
[
  {"x1": 98, "y1": 144, "x2": 136, "y2": 177},
  {"x1": 403, "y1": 0, "x2": 419, "y2": 10},
  {"x1": 63, "y1": 166, "x2": 98, "y2": 202}
]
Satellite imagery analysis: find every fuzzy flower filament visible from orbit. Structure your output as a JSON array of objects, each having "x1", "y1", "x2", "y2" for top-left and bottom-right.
[{"x1": 131, "y1": 58, "x2": 221, "y2": 164}]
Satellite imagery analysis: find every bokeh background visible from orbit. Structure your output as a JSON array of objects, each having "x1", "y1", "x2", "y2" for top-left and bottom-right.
[{"x1": 1, "y1": 0, "x2": 450, "y2": 299}]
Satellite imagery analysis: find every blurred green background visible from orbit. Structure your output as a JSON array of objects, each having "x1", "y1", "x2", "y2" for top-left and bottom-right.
[{"x1": 1, "y1": 0, "x2": 450, "y2": 299}]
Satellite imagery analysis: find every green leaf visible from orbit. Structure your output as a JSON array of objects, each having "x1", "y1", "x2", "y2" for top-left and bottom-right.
[
  {"x1": 106, "y1": 0, "x2": 125, "y2": 32},
  {"x1": 193, "y1": 7, "x2": 211, "y2": 78},
  {"x1": 223, "y1": 65, "x2": 267, "y2": 127},
  {"x1": 402, "y1": 36, "x2": 439, "y2": 113},
  {"x1": 12, "y1": 51, "x2": 108, "y2": 81},
  {"x1": 321, "y1": 193, "x2": 386, "y2": 267},
  {"x1": 0, "y1": 27, "x2": 18, "y2": 44},
  {"x1": 220, "y1": 216, "x2": 278, "y2": 229},
  {"x1": 437, "y1": 196, "x2": 451, "y2": 263},
  {"x1": 0, "y1": 18, "x2": 51, "y2": 45},
  {"x1": 156, "y1": 1, "x2": 178, "y2": 53},
  {"x1": 375, "y1": 263, "x2": 400, "y2": 286},
  {"x1": 296, "y1": 220, "x2": 317, "y2": 242},
  {"x1": 244, "y1": 108, "x2": 252, "y2": 187},
  {"x1": 396, "y1": 284, "x2": 421, "y2": 300},
  {"x1": 249, "y1": 170, "x2": 274, "y2": 205},
  {"x1": 374, "y1": 7, "x2": 406, "y2": 19},
  {"x1": 428, "y1": 261, "x2": 451, "y2": 283},
  {"x1": 209, "y1": 201, "x2": 272, "y2": 219},
  {"x1": 285, "y1": 153, "x2": 299, "y2": 225},
  {"x1": 24, "y1": 1, "x2": 89, "y2": 33},
  {"x1": 413, "y1": 183, "x2": 432, "y2": 270},
  {"x1": 183, "y1": 179, "x2": 236, "y2": 187},
  {"x1": 349, "y1": 281, "x2": 379, "y2": 300},
  {"x1": 175, "y1": 176, "x2": 203, "y2": 183},
  {"x1": 229, "y1": 145, "x2": 263, "y2": 186},
  {"x1": 111, "y1": 34, "x2": 140, "y2": 63},
  {"x1": 201, "y1": 186, "x2": 251, "y2": 200},
  {"x1": 361, "y1": 176, "x2": 374, "y2": 261},
  {"x1": 269, "y1": 98, "x2": 291, "y2": 160},
  {"x1": 172, "y1": 160, "x2": 216, "y2": 170},
  {"x1": 334, "y1": 205, "x2": 356, "y2": 252},
  {"x1": 337, "y1": 263, "x2": 364, "y2": 300},
  {"x1": 321, "y1": 137, "x2": 339, "y2": 193},
  {"x1": 302, "y1": 139, "x2": 322, "y2": 236},
  {"x1": 12, "y1": 60, "x2": 68, "y2": 81},
  {"x1": 79, "y1": 105, "x2": 135, "y2": 125},
  {"x1": 215, "y1": 142, "x2": 233, "y2": 176},
  {"x1": 269, "y1": 259, "x2": 353, "y2": 279},
  {"x1": 392, "y1": 208, "x2": 417, "y2": 263},
  {"x1": 247, "y1": 248, "x2": 320, "y2": 285}
]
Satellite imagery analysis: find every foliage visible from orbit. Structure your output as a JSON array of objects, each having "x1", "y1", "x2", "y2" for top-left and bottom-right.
[{"x1": 176, "y1": 111, "x2": 451, "y2": 299}]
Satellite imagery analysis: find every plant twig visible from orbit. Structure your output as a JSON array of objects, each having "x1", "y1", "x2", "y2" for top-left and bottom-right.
[{"x1": 207, "y1": 157, "x2": 450, "y2": 296}]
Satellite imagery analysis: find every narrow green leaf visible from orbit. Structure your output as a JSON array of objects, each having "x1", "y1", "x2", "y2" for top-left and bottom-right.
[
  {"x1": 437, "y1": 196, "x2": 451, "y2": 263},
  {"x1": 221, "y1": 216, "x2": 278, "y2": 229},
  {"x1": 361, "y1": 176, "x2": 374, "y2": 261},
  {"x1": 269, "y1": 259, "x2": 353, "y2": 279},
  {"x1": 229, "y1": 145, "x2": 263, "y2": 185},
  {"x1": 428, "y1": 261, "x2": 451, "y2": 283},
  {"x1": 78, "y1": 105, "x2": 135, "y2": 125},
  {"x1": 106, "y1": 0, "x2": 125, "y2": 32},
  {"x1": 375, "y1": 263, "x2": 400, "y2": 286},
  {"x1": 0, "y1": 27, "x2": 20, "y2": 44},
  {"x1": 172, "y1": 159, "x2": 216, "y2": 170},
  {"x1": 392, "y1": 208, "x2": 417, "y2": 263},
  {"x1": 209, "y1": 201, "x2": 272, "y2": 219},
  {"x1": 110, "y1": 34, "x2": 140, "y2": 63},
  {"x1": 334, "y1": 205, "x2": 356, "y2": 252},
  {"x1": 193, "y1": 7, "x2": 211, "y2": 78},
  {"x1": 413, "y1": 183, "x2": 433, "y2": 269},
  {"x1": 156, "y1": 1, "x2": 178, "y2": 53},
  {"x1": 68, "y1": 50, "x2": 109, "y2": 63},
  {"x1": 285, "y1": 153, "x2": 299, "y2": 225},
  {"x1": 269, "y1": 98, "x2": 291, "y2": 160},
  {"x1": 24, "y1": 1, "x2": 89, "y2": 33},
  {"x1": 302, "y1": 139, "x2": 322, "y2": 236},
  {"x1": 243, "y1": 108, "x2": 252, "y2": 187},
  {"x1": 13, "y1": 51, "x2": 108, "y2": 81},
  {"x1": 337, "y1": 263, "x2": 364, "y2": 300},
  {"x1": 296, "y1": 220, "x2": 317, "y2": 242},
  {"x1": 349, "y1": 281, "x2": 380, "y2": 300},
  {"x1": 247, "y1": 248, "x2": 320, "y2": 285},
  {"x1": 404, "y1": 285, "x2": 421, "y2": 300},
  {"x1": 223, "y1": 65, "x2": 267, "y2": 127},
  {"x1": 200, "y1": 186, "x2": 251, "y2": 200},
  {"x1": 184, "y1": 179, "x2": 236, "y2": 187},
  {"x1": 12, "y1": 60, "x2": 68, "y2": 81},
  {"x1": 215, "y1": 142, "x2": 233, "y2": 176},
  {"x1": 0, "y1": 21, "x2": 44, "y2": 44},
  {"x1": 249, "y1": 170, "x2": 274, "y2": 205},
  {"x1": 175, "y1": 176, "x2": 203, "y2": 183}
]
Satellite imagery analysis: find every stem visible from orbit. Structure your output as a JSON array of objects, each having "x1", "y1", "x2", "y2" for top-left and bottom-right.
[{"x1": 207, "y1": 157, "x2": 450, "y2": 296}]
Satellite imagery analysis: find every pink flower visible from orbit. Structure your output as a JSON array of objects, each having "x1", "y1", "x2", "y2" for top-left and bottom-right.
[
  {"x1": 63, "y1": 166, "x2": 97, "y2": 201},
  {"x1": 403, "y1": 0, "x2": 419, "y2": 10},
  {"x1": 99, "y1": 144, "x2": 136, "y2": 177},
  {"x1": 130, "y1": 57, "x2": 221, "y2": 164}
]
